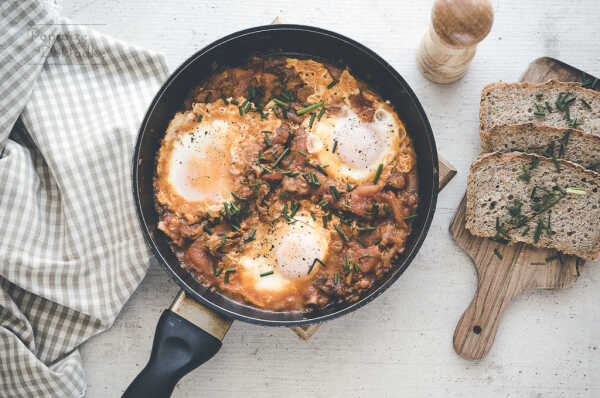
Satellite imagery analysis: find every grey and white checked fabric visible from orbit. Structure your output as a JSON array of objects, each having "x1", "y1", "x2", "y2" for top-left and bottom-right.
[{"x1": 0, "y1": 1, "x2": 168, "y2": 396}]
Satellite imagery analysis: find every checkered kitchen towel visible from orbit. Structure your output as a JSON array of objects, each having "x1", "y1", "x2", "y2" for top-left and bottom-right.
[{"x1": 0, "y1": 1, "x2": 168, "y2": 396}]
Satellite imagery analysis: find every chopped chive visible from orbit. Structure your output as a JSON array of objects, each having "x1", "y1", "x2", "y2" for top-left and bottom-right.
[
  {"x1": 296, "y1": 101, "x2": 324, "y2": 115},
  {"x1": 260, "y1": 270, "x2": 274, "y2": 277},
  {"x1": 260, "y1": 165, "x2": 272, "y2": 174},
  {"x1": 327, "y1": 80, "x2": 338, "y2": 89},
  {"x1": 317, "y1": 107, "x2": 326, "y2": 121},
  {"x1": 334, "y1": 224, "x2": 349, "y2": 242},
  {"x1": 286, "y1": 153, "x2": 296, "y2": 166},
  {"x1": 565, "y1": 187, "x2": 586, "y2": 195},
  {"x1": 197, "y1": 114, "x2": 203, "y2": 122},
  {"x1": 511, "y1": 147, "x2": 525, "y2": 152},
  {"x1": 374, "y1": 238, "x2": 382, "y2": 245},
  {"x1": 272, "y1": 98, "x2": 290, "y2": 109},
  {"x1": 346, "y1": 183, "x2": 355, "y2": 192},
  {"x1": 309, "y1": 171, "x2": 321, "y2": 186},
  {"x1": 238, "y1": 105, "x2": 244, "y2": 115},
  {"x1": 249, "y1": 183, "x2": 260, "y2": 189},
  {"x1": 404, "y1": 214, "x2": 418, "y2": 220},
  {"x1": 493, "y1": 248, "x2": 503, "y2": 260},
  {"x1": 332, "y1": 139, "x2": 338, "y2": 154},
  {"x1": 536, "y1": 93, "x2": 543, "y2": 98},
  {"x1": 272, "y1": 147, "x2": 290, "y2": 168},
  {"x1": 241, "y1": 99, "x2": 249, "y2": 109},
  {"x1": 545, "y1": 101, "x2": 553, "y2": 112},
  {"x1": 333, "y1": 272, "x2": 339, "y2": 284},
  {"x1": 231, "y1": 192, "x2": 247, "y2": 201},
  {"x1": 203, "y1": 225, "x2": 213, "y2": 234},
  {"x1": 581, "y1": 98, "x2": 592, "y2": 109},
  {"x1": 244, "y1": 101, "x2": 251, "y2": 113},
  {"x1": 205, "y1": 92, "x2": 212, "y2": 103},
  {"x1": 309, "y1": 112, "x2": 316, "y2": 128},
  {"x1": 358, "y1": 255, "x2": 373, "y2": 261},
  {"x1": 329, "y1": 185, "x2": 341, "y2": 200},
  {"x1": 322, "y1": 215, "x2": 328, "y2": 228},
  {"x1": 357, "y1": 226, "x2": 376, "y2": 231},
  {"x1": 244, "y1": 228, "x2": 256, "y2": 242},
  {"x1": 309, "y1": 162, "x2": 328, "y2": 176},
  {"x1": 231, "y1": 99, "x2": 239, "y2": 105},
  {"x1": 224, "y1": 268, "x2": 236, "y2": 283},
  {"x1": 552, "y1": 156, "x2": 561, "y2": 173},
  {"x1": 518, "y1": 166, "x2": 531, "y2": 183},
  {"x1": 214, "y1": 267, "x2": 223, "y2": 276},
  {"x1": 310, "y1": 212, "x2": 316, "y2": 221},
  {"x1": 221, "y1": 95, "x2": 229, "y2": 104},
  {"x1": 373, "y1": 164, "x2": 383, "y2": 184},
  {"x1": 319, "y1": 199, "x2": 329, "y2": 208},
  {"x1": 530, "y1": 262, "x2": 546, "y2": 266},
  {"x1": 298, "y1": 150, "x2": 308, "y2": 157},
  {"x1": 534, "y1": 111, "x2": 546, "y2": 116}
]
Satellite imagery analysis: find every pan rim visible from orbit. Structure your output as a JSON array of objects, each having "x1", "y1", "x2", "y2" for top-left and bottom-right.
[{"x1": 133, "y1": 23, "x2": 439, "y2": 326}]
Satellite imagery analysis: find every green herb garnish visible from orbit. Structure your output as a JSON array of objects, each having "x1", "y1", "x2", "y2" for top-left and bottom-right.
[
  {"x1": 272, "y1": 98, "x2": 290, "y2": 109},
  {"x1": 224, "y1": 268, "x2": 236, "y2": 283},
  {"x1": 317, "y1": 107, "x2": 327, "y2": 121},
  {"x1": 244, "y1": 228, "x2": 256, "y2": 242},
  {"x1": 493, "y1": 248, "x2": 503, "y2": 260},
  {"x1": 373, "y1": 164, "x2": 383, "y2": 184},
  {"x1": 272, "y1": 147, "x2": 290, "y2": 168},
  {"x1": 329, "y1": 185, "x2": 341, "y2": 200},
  {"x1": 296, "y1": 101, "x2": 324, "y2": 115},
  {"x1": 334, "y1": 224, "x2": 349, "y2": 242},
  {"x1": 327, "y1": 80, "x2": 338, "y2": 89},
  {"x1": 309, "y1": 112, "x2": 316, "y2": 128}
]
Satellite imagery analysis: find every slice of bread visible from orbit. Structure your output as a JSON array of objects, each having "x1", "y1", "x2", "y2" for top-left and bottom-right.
[
  {"x1": 480, "y1": 80, "x2": 600, "y2": 135},
  {"x1": 481, "y1": 124, "x2": 600, "y2": 171},
  {"x1": 465, "y1": 152, "x2": 600, "y2": 260}
]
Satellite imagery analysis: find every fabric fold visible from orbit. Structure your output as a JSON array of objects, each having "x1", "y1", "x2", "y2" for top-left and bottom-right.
[{"x1": 0, "y1": 1, "x2": 169, "y2": 396}]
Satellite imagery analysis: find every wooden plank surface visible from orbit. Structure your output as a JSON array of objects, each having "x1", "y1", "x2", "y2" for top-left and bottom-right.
[{"x1": 451, "y1": 57, "x2": 594, "y2": 360}]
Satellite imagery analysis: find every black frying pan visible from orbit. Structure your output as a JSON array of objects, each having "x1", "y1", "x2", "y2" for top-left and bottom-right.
[{"x1": 125, "y1": 24, "x2": 439, "y2": 397}]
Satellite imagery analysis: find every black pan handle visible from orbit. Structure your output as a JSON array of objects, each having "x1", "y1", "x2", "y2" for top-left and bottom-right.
[{"x1": 123, "y1": 291, "x2": 232, "y2": 398}]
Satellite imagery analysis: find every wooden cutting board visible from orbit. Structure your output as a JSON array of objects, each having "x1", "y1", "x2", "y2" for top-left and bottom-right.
[{"x1": 451, "y1": 57, "x2": 597, "y2": 360}]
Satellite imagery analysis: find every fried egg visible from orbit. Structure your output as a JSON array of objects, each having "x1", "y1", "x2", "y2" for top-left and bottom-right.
[
  {"x1": 306, "y1": 105, "x2": 405, "y2": 183},
  {"x1": 228, "y1": 212, "x2": 330, "y2": 309},
  {"x1": 155, "y1": 105, "x2": 280, "y2": 221}
]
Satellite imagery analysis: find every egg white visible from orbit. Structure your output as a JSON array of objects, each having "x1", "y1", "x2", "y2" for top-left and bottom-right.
[
  {"x1": 308, "y1": 106, "x2": 402, "y2": 183},
  {"x1": 233, "y1": 213, "x2": 330, "y2": 295}
]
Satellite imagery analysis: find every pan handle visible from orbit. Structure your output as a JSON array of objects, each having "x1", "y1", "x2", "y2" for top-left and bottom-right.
[{"x1": 123, "y1": 291, "x2": 232, "y2": 398}]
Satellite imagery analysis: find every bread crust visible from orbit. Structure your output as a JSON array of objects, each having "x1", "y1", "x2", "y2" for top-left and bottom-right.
[
  {"x1": 479, "y1": 123, "x2": 600, "y2": 154},
  {"x1": 479, "y1": 80, "x2": 600, "y2": 134}
]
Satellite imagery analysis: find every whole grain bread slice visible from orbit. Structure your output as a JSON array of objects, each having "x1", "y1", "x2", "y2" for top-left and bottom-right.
[
  {"x1": 481, "y1": 123, "x2": 600, "y2": 171},
  {"x1": 480, "y1": 80, "x2": 600, "y2": 135},
  {"x1": 465, "y1": 152, "x2": 600, "y2": 260}
]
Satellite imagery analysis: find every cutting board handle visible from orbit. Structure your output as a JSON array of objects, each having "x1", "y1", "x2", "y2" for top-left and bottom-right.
[{"x1": 452, "y1": 247, "x2": 524, "y2": 360}]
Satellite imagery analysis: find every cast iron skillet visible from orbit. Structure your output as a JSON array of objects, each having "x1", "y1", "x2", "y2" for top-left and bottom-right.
[{"x1": 125, "y1": 24, "x2": 438, "y2": 397}]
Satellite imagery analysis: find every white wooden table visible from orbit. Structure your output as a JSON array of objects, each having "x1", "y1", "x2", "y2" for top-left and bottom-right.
[{"x1": 63, "y1": 0, "x2": 600, "y2": 396}]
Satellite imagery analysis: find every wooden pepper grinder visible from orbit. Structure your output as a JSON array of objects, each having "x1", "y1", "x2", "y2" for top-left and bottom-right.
[{"x1": 417, "y1": 0, "x2": 493, "y2": 84}]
